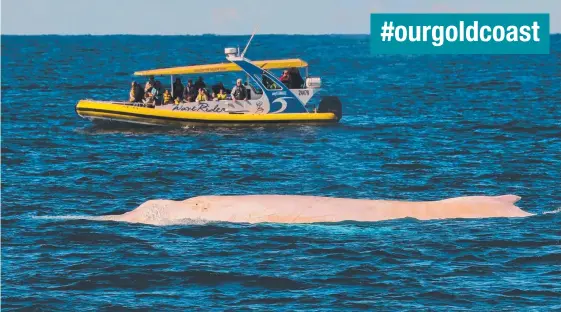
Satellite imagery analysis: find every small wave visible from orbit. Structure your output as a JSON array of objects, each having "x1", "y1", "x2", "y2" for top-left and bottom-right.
[
  {"x1": 33, "y1": 215, "x2": 103, "y2": 221},
  {"x1": 543, "y1": 207, "x2": 561, "y2": 215},
  {"x1": 382, "y1": 162, "x2": 433, "y2": 170},
  {"x1": 336, "y1": 264, "x2": 380, "y2": 277},
  {"x1": 167, "y1": 225, "x2": 240, "y2": 237},
  {"x1": 235, "y1": 175, "x2": 286, "y2": 184},
  {"x1": 507, "y1": 253, "x2": 561, "y2": 265},
  {"x1": 33, "y1": 215, "x2": 213, "y2": 226},
  {"x1": 502, "y1": 289, "x2": 561, "y2": 297}
]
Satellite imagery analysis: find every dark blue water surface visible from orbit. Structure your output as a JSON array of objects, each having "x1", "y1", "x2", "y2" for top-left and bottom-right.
[{"x1": 2, "y1": 35, "x2": 561, "y2": 311}]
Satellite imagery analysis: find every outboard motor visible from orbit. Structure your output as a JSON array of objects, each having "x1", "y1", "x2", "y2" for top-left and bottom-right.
[{"x1": 318, "y1": 96, "x2": 342, "y2": 121}]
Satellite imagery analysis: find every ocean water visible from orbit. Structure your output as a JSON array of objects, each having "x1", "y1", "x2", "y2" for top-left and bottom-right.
[{"x1": 2, "y1": 35, "x2": 561, "y2": 311}]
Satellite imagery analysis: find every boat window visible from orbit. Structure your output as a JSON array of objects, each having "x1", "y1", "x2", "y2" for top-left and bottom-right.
[
  {"x1": 245, "y1": 81, "x2": 264, "y2": 100},
  {"x1": 261, "y1": 72, "x2": 282, "y2": 90},
  {"x1": 248, "y1": 81, "x2": 263, "y2": 94}
]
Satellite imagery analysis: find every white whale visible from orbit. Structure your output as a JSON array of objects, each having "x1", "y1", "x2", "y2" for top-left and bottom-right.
[{"x1": 98, "y1": 194, "x2": 533, "y2": 226}]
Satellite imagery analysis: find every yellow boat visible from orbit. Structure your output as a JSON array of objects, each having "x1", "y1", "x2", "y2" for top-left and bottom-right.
[{"x1": 76, "y1": 45, "x2": 342, "y2": 127}]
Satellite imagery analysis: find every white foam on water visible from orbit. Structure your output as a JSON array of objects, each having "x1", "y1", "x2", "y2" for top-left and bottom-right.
[
  {"x1": 33, "y1": 215, "x2": 105, "y2": 221},
  {"x1": 33, "y1": 215, "x2": 214, "y2": 226},
  {"x1": 542, "y1": 207, "x2": 561, "y2": 215}
]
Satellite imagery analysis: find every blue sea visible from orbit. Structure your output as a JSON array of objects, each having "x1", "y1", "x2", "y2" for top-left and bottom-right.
[{"x1": 2, "y1": 35, "x2": 561, "y2": 311}]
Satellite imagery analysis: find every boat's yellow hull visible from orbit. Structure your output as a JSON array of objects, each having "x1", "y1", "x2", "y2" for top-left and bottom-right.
[{"x1": 76, "y1": 100, "x2": 339, "y2": 126}]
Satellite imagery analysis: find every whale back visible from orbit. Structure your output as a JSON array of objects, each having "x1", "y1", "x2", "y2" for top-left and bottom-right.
[{"x1": 99, "y1": 194, "x2": 533, "y2": 225}]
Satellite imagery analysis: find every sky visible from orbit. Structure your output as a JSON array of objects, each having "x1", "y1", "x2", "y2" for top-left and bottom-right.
[{"x1": 1, "y1": 0, "x2": 560, "y2": 35}]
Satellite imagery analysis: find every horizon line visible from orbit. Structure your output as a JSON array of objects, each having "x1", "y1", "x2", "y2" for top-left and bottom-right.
[
  {"x1": 2, "y1": 32, "x2": 560, "y2": 36},
  {"x1": 0, "y1": 33, "x2": 371, "y2": 36}
]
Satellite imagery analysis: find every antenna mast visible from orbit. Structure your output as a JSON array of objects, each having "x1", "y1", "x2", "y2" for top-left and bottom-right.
[{"x1": 240, "y1": 27, "x2": 258, "y2": 58}]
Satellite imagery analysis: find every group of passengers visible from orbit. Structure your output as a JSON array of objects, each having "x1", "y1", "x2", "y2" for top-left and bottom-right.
[
  {"x1": 128, "y1": 67, "x2": 304, "y2": 105},
  {"x1": 129, "y1": 75, "x2": 233, "y2": 105}
]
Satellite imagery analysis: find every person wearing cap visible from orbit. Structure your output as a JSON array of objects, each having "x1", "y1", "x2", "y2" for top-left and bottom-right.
[{"x1": 231, "y1": 78, "x2": 248, "y2": 100}]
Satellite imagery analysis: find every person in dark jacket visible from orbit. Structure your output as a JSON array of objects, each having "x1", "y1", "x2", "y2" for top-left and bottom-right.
[
  {"x1": 183, "y1": 79, "x2": 197, "y2": 102},
  {"x1": 172, "y1": 77, "x2": 184, "y2": 101},
  {"x1": 129, "y1": 81, "x2": 145, "y2": 102},
  {"x1": 231, "y1": 79, "x2": 247, "y2": 100},
  {"x1": 194, "y1": 76, "x2": 206, "y2": 91},
  {"x1": 153, "y1": 80, "x2": 163, "y2": 105},
  {"x1": 288, "y1": 67, "x2": 304, "y2": 89}
]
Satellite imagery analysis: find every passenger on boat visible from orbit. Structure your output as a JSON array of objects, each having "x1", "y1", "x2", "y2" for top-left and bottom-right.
[
  {"x1": 211, "y1": 82, "x2": 226, "y2": 95},
  {"x1": 143, "y1": 77, "x2": 162, "y2": 102},
  {"x1": 143, "y1": 83, "x2": 155, "y2": 103},
  {"x1": 199, "y1": 88, "x2": 209, "y2": 99},
  {"x1": 136, "y1": 82, "x2": 145, "y2": 99},
  {"x1": 194, "y1": 76, "x2": 206, "y2": 91},
  {"x1": 215, "y1": 89, "x2": 227, "y2": 100},
  {"x1": 144, "y1": 91, "x2": 153, "y2": 103},
  {"x1": 183, "y1": 79, "x2": 197, "y2": 102},
  {"x1": 143, "y1": 89, "x2": 156, "y2": 108},
  {"x1": 153, "y1": 80, "x2": 164, "y2": 105},
  {"x1": 231, "y1": 79, "x2": 248, "y2": 100},
  {"x1": 163, "y1": 89, "x2": 173, "y2": 104},
  {"x1": 143, "y1": 80, "x2": 163, "y2": 105},
  {"x1": 244, "y1": 82, "x2": 252, "y2": 100},
  {"x1": 262, "y1": 73, "x2": 278, "y2": 89},
  {"x1": 288, "y1": 67, "x2": 304, "y2": 88},
  {"x1": 129, "y1": 81, "x2": 144, "y2": 102},
  {"x1": 196, "y1": 88, "x2": 208, "y2": 102},
  {"x1": 129, "y1": 81, "x2": 136, "y2": 101},
  {"x1": 144, "y1": 87, "x2": 158, "y2": 105},
  {"x1": 145, "y1": 75, "x2": 156, "y2": 93},
  {"x1": 172, "y1": 77, "x2": 184, "y2": 101},
  {"x1": 279, "y1": 70, "x2": 291, "y2": 86}
]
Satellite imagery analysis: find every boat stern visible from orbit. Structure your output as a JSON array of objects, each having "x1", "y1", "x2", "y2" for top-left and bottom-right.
[{"x1": 317, "y1": 96, "x2": 342, "y2": 121}]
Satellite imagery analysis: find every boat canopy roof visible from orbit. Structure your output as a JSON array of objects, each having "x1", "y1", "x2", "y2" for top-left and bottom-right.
[{"x1": 134, "y1": 58, "x2": 308, "y2": 76}]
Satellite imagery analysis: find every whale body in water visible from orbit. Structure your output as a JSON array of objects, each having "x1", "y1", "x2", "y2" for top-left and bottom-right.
[{"x1": 99, "y1": 194, "x2": 533, "y2": 225}]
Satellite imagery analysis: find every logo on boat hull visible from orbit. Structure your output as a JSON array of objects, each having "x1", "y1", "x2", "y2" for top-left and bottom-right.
[
  {"x1": 172, "y1": 103, "x2": 226, "y2": 113},
  {"x1": 270, "y1": 97, "x2": 293, "y2": 114}
]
